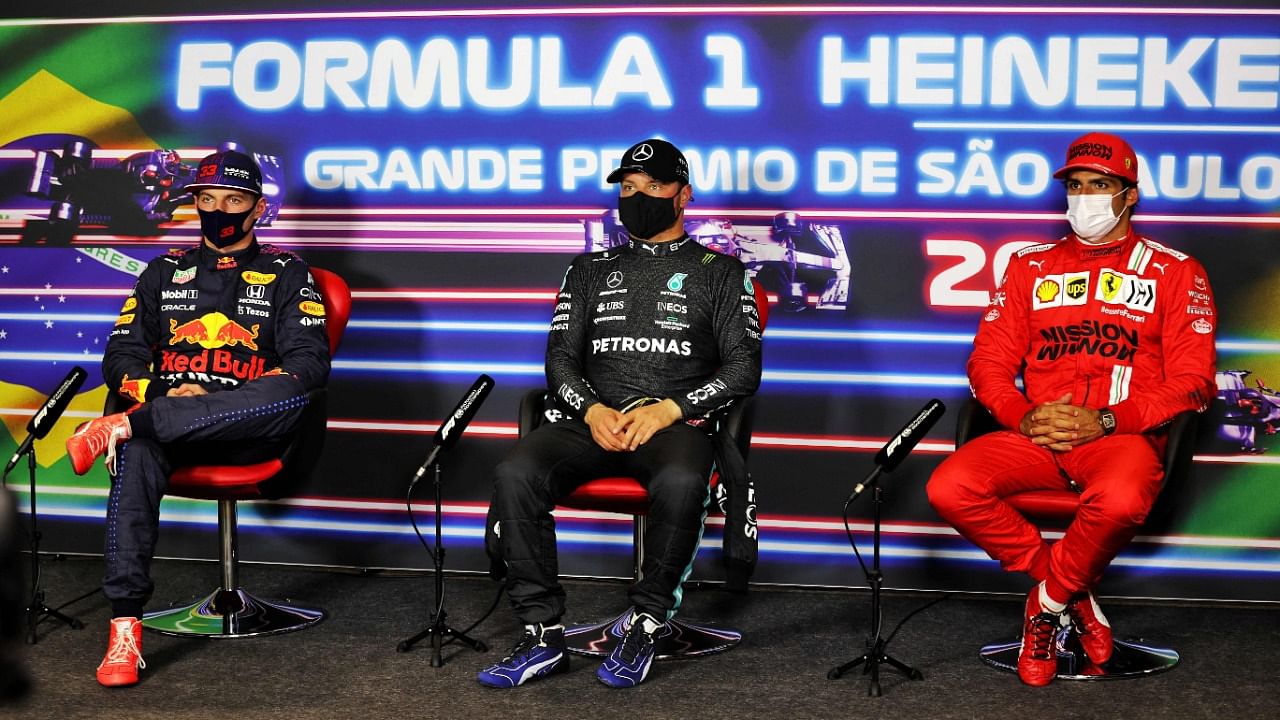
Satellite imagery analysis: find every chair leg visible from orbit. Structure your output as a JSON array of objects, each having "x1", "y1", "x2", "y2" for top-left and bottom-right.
[
  {"x1": 142, "y1": 499, "x2": 325, "y2": 638},
  {"x1": 633, "y1": 514, "x2": 645, "y2": 581},
  {"x1": 979, "y1": 625, "x2": 1179, "y2": 680}
]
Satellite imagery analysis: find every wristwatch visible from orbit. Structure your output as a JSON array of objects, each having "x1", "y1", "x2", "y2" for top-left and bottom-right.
[{"x1": 1098, "y1": 407, "x2": 1117, "y2": 436}]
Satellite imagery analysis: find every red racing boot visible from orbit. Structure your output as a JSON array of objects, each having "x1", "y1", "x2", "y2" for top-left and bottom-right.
[
  {"x1": 66, "y1": 412, "x2": 133, "y2": 475},
  {"x1": 1066, "y1": 591, "x2": 1113, "y2": 665},
  {"x1": 97, "y1": 617, "x2": 145, "y2": 687},
  {"x1": 1017, "y1": 586, "x2": 1063, "y2": 687}
]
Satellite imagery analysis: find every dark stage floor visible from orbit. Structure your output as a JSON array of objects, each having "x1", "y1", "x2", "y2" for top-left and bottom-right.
[{"x1": 3, "y1": 556, "x2": 1278, "y2": 719}]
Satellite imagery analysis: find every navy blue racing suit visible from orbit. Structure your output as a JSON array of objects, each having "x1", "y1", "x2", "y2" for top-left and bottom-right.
[
  {"x1": 100, "y1": 239, "x2": 330, "y2": 617},
  {"x1": 490, "y1": 235, "x2": 762, "y2": 624}
]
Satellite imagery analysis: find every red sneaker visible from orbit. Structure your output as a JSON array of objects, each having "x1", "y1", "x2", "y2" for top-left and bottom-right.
[
  {"x1": 66, "y1": 413, "x2": 132, "y2": 475},
  {"x1": 97, "y1": 617, "x2": 145, "y2": 687},
  {"x1": 1017, "y1": 586, "x2": 1063, "y2": 687},
  {"x1": 1066, "y1": 591, "x2": 1113, "y2": 665}
]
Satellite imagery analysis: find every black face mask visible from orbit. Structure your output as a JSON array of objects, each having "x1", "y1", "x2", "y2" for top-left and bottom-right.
[
  {"x1": 618, "y1": 191, "x2": 679, "y2": 240},
  {"x1": 198, "y1": 207, "x2": 255, "y2": 249}
]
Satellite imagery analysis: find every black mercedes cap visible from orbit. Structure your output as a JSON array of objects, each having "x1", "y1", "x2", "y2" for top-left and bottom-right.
[{"x1": 606, "y1": 138, "x2": 689, "y2": 184}]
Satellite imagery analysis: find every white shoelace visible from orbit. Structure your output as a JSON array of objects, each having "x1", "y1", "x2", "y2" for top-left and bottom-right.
[{"x1": 101, "y1": 625, "x2": 146, "y2": 669}]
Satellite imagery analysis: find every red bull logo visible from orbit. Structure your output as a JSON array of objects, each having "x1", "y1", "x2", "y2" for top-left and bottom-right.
[
  {"x1": 118, "y1": 374, "x2": 150, "y2": 403},
  {"x1": 169, "y1": 317, "x2": 210, "y2": 344},
  {"x1": 170, "y1": 312, "x2": 260, "y2": 351},
  {"x1": 215, "y1": 319, "x2": 260, "y2": 350}
]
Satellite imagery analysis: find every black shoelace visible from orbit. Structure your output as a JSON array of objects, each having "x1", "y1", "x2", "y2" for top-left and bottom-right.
[
  {"x1": 618, "y1": 623, "x2": 653, "y2": 663},
  {"x1": 505, "y1": 632, "x2": 541, "y2": 662},
  {"x1": 1026, "y1": 613, "x2": 1059, "y2": 660}
]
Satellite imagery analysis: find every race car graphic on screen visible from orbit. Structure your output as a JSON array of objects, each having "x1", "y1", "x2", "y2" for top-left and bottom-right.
[
  {"x1": 21, "y1": 137, "x2": 283, "y2": 242},
  {"x1": 1213, "y1": 370, "x2": 1280, "y2": 453},
  {"x1": 585, "y1": 210, "x2": 851, "y2": 312}
]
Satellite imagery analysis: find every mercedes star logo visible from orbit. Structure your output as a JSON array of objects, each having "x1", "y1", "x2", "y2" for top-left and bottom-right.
[
  {"x1": 632, "y1": 144, "x2": 654, "y2": 161},
  {"x1": 606, "y1": 271, "x2": 624, "y2": 288}
]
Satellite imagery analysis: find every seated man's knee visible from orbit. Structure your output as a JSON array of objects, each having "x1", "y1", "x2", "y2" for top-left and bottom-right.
[
  {"x1": 926, "y1": 456, "x2": 975, "y2": 518},
  {"x1": 1087, "y1": 485, "x2": 1156, "y2": 527},
  {"x1": 493, "y1": 457, "x2": 537, "y2": 496},
  {"x1": 650, "y1": 466, "x2": 709, "y2": 508}
]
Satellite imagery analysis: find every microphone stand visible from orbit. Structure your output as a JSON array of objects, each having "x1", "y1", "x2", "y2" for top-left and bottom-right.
[
  {"x1": 396, "y1": 458, "x2": 488, "y2": 666},
  {"x1": 827, "y1": 466, "x2": 922, "y2": 696},
  {"x1": 5, "y1": 446, "x2": 84, "y2": 643}
]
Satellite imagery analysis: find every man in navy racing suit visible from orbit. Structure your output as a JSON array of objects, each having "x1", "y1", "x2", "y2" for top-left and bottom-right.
[
  {"x1": 65, "y1": 150, "x2": 330, "y2": 687},
  {"x1": 479, "y1": 139, "x2": 762, "y2": 689}
]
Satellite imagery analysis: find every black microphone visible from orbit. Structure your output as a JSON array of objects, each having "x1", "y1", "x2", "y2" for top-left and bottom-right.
[
  {"x1": 848, "y1": 399, "x2": 946, "y2": 501},
  {"x1": 414, "y1": 374, "x2": 495, "y2": 480},
  {"x1": 5, "y1": 367, "x2": 88, "y2": 477}
]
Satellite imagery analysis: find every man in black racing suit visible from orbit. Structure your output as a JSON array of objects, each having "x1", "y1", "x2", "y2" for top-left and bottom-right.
[
  {"x1": 65, "y1": 150, "x2": 330, "y2": 687},
  {"x1": 479, "y1": 139, "x2": 762, "y2": 689}
]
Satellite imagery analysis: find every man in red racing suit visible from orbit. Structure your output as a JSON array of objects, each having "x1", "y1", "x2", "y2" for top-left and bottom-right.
[{"x1": 927, "y1": 132, "x2": 1216, "y2": 686}]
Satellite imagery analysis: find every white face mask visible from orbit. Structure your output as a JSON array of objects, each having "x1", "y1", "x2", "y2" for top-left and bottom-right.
[{"x1": 1066, "y1": 189, "x2": 1128, "y2": 242}]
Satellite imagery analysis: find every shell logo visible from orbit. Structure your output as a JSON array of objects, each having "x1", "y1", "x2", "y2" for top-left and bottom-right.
[{"x1": 1035, "y1": 279, "x2": 1060, "y2": 304}]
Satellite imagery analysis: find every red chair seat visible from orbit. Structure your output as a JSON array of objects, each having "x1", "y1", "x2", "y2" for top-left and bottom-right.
[
  {"x1": 559, "y1": 473, "x2": 724, "y2": 516},
  {"x1": 169, "y1": 461, "x2": 285, "y2": 500},
  {"x1": 1003, "y1": 490, "x2": 1081, "y2": 520}
]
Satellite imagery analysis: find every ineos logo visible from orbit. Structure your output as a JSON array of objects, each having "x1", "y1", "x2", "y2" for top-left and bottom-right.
[
  {"x1": 606, "y1": 271, "x2": 623, "y2": 288},
  {"x1": 632, "y1": 144, "x2": 654, "y2": 161}
]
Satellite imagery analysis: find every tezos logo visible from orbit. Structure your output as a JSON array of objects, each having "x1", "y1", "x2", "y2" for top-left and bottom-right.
[{"x1": 667, "y1": 273, "x2": 689, "y2": 292}]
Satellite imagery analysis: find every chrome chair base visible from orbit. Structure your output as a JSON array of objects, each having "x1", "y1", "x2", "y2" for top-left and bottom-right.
[
  {"x1": 980, "y1": 626, "x2": 1179, "y2": 680},
  {"x1": 143, "y1": 588, "x2": 325, "y2": 638},
  {"x1": 564, "y1": 609, "x2": 741, "y2": 659}
]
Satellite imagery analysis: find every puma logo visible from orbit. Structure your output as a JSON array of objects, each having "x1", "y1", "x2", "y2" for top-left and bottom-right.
[
  {"x1": 1152, "y1": 261, "x2": 1168, "y2": 275},
  {"x1": 1029, "y1": 260, "x2": 1045, "y2": 271}
]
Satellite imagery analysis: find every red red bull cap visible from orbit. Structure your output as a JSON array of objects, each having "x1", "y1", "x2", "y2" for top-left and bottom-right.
[
  {"x1": 186, "y1": 150, "x2": 263, "y2": 196},
  {"x1": 1053, "y1": 132, "x2": 1139, "y2": 185}
]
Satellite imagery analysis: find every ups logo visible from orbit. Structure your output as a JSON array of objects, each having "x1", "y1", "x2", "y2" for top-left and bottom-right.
[{"x1": 1066, "y1": 277, "x2": 1088, "y2": 300}]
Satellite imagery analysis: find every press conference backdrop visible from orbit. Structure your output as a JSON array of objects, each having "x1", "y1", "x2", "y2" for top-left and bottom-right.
[{"x1": 1, "y1": 2, "x2": 1278, "y2": 601}]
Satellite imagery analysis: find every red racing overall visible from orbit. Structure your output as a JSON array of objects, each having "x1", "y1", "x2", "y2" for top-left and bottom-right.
[{"x1": 928, "y1": 229, "x2": 1216, "y2": 598}]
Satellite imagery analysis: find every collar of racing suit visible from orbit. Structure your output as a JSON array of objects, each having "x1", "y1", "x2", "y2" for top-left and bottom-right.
[
  {"x1": 198, "y1": 237, "x2": 261, "y2": 270},
  {"x1": 1069, "y1": 227, "x2": 1137, "y2": 261},
  {"x1": 627, "y1": 234, "x2": 693, "y2": 257}
]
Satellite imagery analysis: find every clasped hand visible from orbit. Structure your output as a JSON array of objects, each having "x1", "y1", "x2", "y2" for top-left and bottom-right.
[
  {"x1": 1018, "y1": 393, "x2": 1105, "y2": 452},
  {"x1": 584, "y1": 400, "x2": 683, "y2": 452}
]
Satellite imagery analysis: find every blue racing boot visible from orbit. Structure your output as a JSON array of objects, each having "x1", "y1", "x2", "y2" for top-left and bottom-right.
[
  {"x1": 477, "y1": 623, "x2": 568, "y2": 688},
  {"x1": 596, "y1": 610, "x2": 663, "y2": 688}
]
